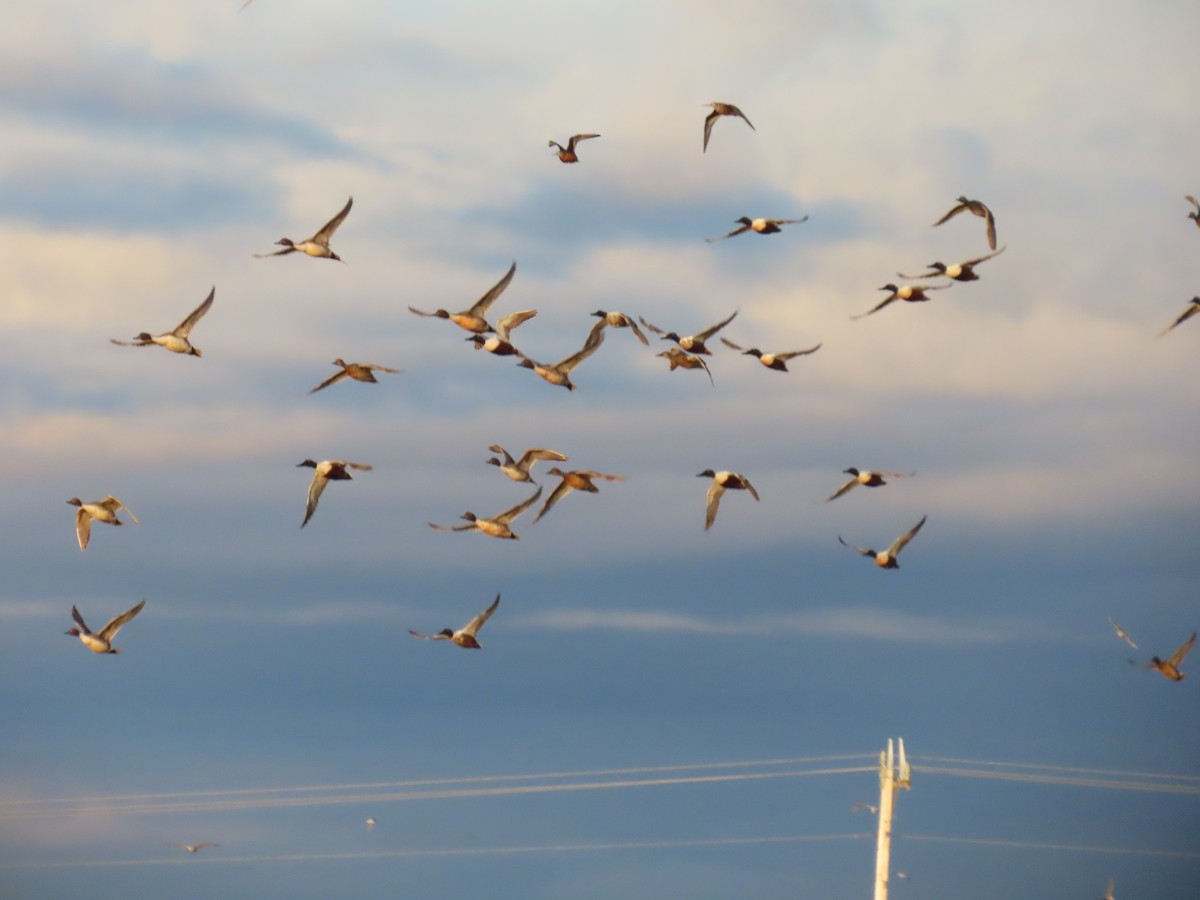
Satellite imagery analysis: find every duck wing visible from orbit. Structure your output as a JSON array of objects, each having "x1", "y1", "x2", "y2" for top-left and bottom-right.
[
  {"x1": 730, "y1": 105, "x2": 754, "y2": 129},
  {"x1": 551, "y1": 319, "x2": 606, "y2": 373},
  {"x1": 851, "y1": 295, "x2": 898, "y2": 319},
  {"x1": 719, "y1": 337, "x2": 745, "y2": 352},
  {"x1": 408, "y1": 630, "x2": 452, "y2": 640},
  {"x1": 302, "y1": 472, "x2": 328, "y2": 527},
  {"x1": 703, "y1": 481, "x2": 725, "y2": 531},
  {"x1": 308, "y1": 369, "x2": 349, "y2": 395},
  {"x1": 466, "y1": 261, "x2": 517, "y2": 318},
  {"x1": 98, "y1": 599, "x2": 146, "y2": 641},
  {"x1": 311, "y1": 196, "x2": 353, "y2": 245},
  {"x1": 98, "y1": 496, "x2": 138, "y2": 524},
  {"x1": 838, "y1": 536, "x2": 875, "y2": 558},
  {"x1": 567, "y1": 134, "x2": 600, "y2": 149},
  {"x1": 702, "y1": 109, "x2": 719, "y2": 152},
  {"x1": 887, "y1": 515, "x2": 927, "y2": 557},
  {"x1": 1166, "y1": 631, "x2": 1197, "y2": 668},
  {"x1": 517, "y1": 448, "x2": 568, "y2": 469},
  {"x1": 488, "y1": 444, "x2": 516, "y2": 466},
  {"x1": 495, "y1": 486, "x2": 543, "y2": 525},
  {"x1": 171, "y1": 287, "x2": 215, "y2": 338},
  {"x1": 694, "y1": 310, "x2": 738, "y2": 342},
  {"x1": 826, "y1": 478, "x2": 859, "y2": 502},
  {"x1": 983, "y1": 206, "x2": 997, "y2": 250},
  {"x1": 623, "y1": 317, "x2": 650, "y2": 345},
  {"x1": 1107, "y1": 616, "x2": 1138, "y2": 650},
  {"x1": 70, "y1": 605, "x2": 92, "y2": 634},
  {"x1": 963, "y1": 246, "x2": 1006, "y2": 267},
  {"x1": 1160, "y1": 299, "x2": 1200, "y2": 335},
  {"x1": 706, "y1": 222, "x2": 752, "y2": 242},
  {"x1": 933, "y1": 201, "x2": 969, "y2": 226},
  {"x1": 638, "y1": 316, "x2": 668, "y2": 337},
  {"x1": 740, "y1": 476, "x2": 760, "y2": 501},
  {"x1": 75, "y1": 508, "x2": 92, "y2": 550},
  {"x1": 775, "y1": 344, "x2": 822, "y2": 361},
  {"x1": 533, "y1": 480, "x2": 573, "y2": 523},
  {"x1": 494, "y1": 309, "x2": 537, "y2": 342},
  {"x1": 461, "y1": 594, "x2": 501, "y2": 637}
]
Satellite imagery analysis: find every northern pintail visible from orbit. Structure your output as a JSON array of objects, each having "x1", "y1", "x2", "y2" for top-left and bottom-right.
[
  {"x1": 639, "y1": 310, "x2": 737, "y2": 355},
  {"x1": 468, "y1": 309, "x2": 537, "y2": 355},
  {"x1": 933, "y1": 196, "x2": 997, "y2": 250},
  {"x1": 899, "y1": 246, "x2": 1006, "y2": 282},
  {"x1": 697, "y1": 470, "x2": 759, "y2": 531},
  {"x1": 656, "y1": 347, "x2": 713, "y2": 385},
  {"x1": 169, "y1": 842, "x2": 219, "y2": 854},
  {"x1": 702, "y1": 102, "x2": 754, "y2": 152},
  {"x1": 297, "y1": 459, "x2": 372, "y2": 527},
  {"x1": 65, "y1": 599, "x2": 145, "y2": 654},
  {"x1": 533, "y1": 467, "x2": 626, "y2": 523},
  {"x1": 706, "y1": 216, "x2": 808, "y2": 242},
  {"x1": 1132, "y1": 631, "x2": 1196, "y2": 681},
  {"x1": 409, "y1": 594, "x2": 501, "y2": 649},
  {"x1": 1159, "y1": 297, "x2": 1200, "y2": 335},
  {"x1": 409, "y1": 261, "x2": 517, "y2": 334},
  {"x1": 719, "y1": 337, "x2": 821, "y2": 372},
  {"x1": 591, "y1": 310, "x2": 649, "y2": 345},
  {"x1": 1108, "y1": 616, "x2": 1138, "y2": 650},
  {"x1": 1186, "y1": 195, "x2": 1200, "y2": 229},
  {"x1": 308, "y1": 359, "x2": 403, "y2": 394},
  {"x1": 852, "y1": 284, "x2": 950, "y2": 319},
  {"x1": 838, "y1": 515, "x2": 927, "y2": 569},
  {"x1": 825, "y1": 468, "x2": 915, "y2": 503},
  {"x1": 429, "y1": 487, "x2": 542, "y2": 540},
  {"x1": 516, "y1": 319, "x2": 606, "y2": 391},
  {"x1": 110, "y1": 287, "x2": 214, "y2": 357},
  {"x1": 486, "y1": 445, "x2": 568, "y2": 483},
  {"x1": 549, "y1": 134, "x2": 600, "y2": 163},
  {"x1": 67, "y1": 496, "x2": 139, "y2": 551},
  {"x1": 255, "y1": 196, "x2": 352, "y2": 261}
]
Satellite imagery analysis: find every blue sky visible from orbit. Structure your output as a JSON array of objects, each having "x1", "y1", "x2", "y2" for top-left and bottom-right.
[{"x1": 2, "y1": 0, "x2": 1198, "y2": 897}]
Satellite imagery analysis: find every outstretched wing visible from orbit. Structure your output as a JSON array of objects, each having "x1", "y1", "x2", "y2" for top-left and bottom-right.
[
  {"x1": 408, "y1": 630, "x2": 451, "y2": 640},
  {"x1": 98, "y1": 496, "x2": 138, "y2": 524},
  {"x1": 172, "y1": 287, "x2": 215, "y2": 338},
  {"x1": 703, "y1": 481, "x2": 725, "y2": 531},
  {"x1": 517, "y1": 447, "x2": 568, "y2": 469},
  {"x1": 932, "y1": 201, "x2": 968, "y2": 226},
  {"x1": 851, "y1": 295, "x2": 898, "y2": 320},
  {"x1": 694, "y1": 310, "x2": 738, "y2": 342},
  {"x1": 706, "y1": 222, "x2": 751, "y2": 243},
  {"x1": 888, "y1": 515, "x2": 928, "y2": 557},
  {"x1": 461, "y1": 594, "x2": 501, "y2": 638},
  {"x1": 494, "y1": 309, "x2": 537, "y2": 342},
  {"x1": 312, "y1": 196, "x2": 353, "y2": 244},
  {"x1": 638, "y1": 316, "x2": 668, "y2": 337},
  {"x1": 75, "y1": 508, "x2": 92, "y2": 550},
  {"x1": 826, "y1": 477, "x2": 859, "y2": 503},
  {"x1": 308, "y1": 370, "x2": 348, "y2": 395},
  {"x1": 467, "y1": 261, "x2": 517, "y2": 317},
  {"x1": 702, "y1": 109, "x2": 719, "y2": 152},
  {"x1": 838, "y1": 536, "x2": 876, "y2": 558},
  {"x1": 720, "y1": 337, "x2": 745, "y2": 352},
  {"x1": 553, "y1": 318, "x2": 607, "y2": 372},
  {"x1": 776, "y1": 344, "x2": 822, "y2": 361},
  {"x1": 1167, "y1": 631, "x2": 1197, "y2": 667},
  {"x1": 962, "y1": 246, "x2": 1007, "y2": 267},
  {"x1": 98, "y1": 598, "x2": 146, "y2": 641},
  {"x1": 70, "y1": 605, "x2": 91, "y2": 634},
  {"x1": 533, "y1": 480, "x2": 573, "y2": 524},
  {"x1": 496, "y1": 486, "x2": 543, "y2": 524}
]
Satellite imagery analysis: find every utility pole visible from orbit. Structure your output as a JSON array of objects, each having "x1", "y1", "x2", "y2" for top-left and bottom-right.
[{"x1": 873, "y1": 738, "x2": 911, "y2": 900}]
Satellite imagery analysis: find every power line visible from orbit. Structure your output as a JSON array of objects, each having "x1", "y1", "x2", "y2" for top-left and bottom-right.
[
  {"x1": 901, "y1": 833, "x2": 1200, "y2": 859},
  {"x1": 911, "y1": 765, "x2": 1200, "y2": 796},
  {"x1": 911, "y1": 754, "x2": 1200, "y2": 784}
]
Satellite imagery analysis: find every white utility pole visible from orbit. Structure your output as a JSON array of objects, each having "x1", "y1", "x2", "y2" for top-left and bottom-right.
[{"x1": 872, "y1": 738, "x2": 911, "y2": 900}]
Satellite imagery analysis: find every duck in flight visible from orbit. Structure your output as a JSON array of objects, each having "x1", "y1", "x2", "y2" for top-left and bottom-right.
[
  {"x1": 1159, "y1": 297, "x2": 1200, "y2": 336},
  {"x1": 486, "y1": 445, "x2": 568, "y2": 483},
  {"x1": 65, "y1": 599, "x2": 145, "y2": 655},
  {"x1": 409, "y1": 261, "x2": 517, "y2": 334},
  {"x1": 169, "y1": 842, "x2": 219, "y2": 854},
  {"x1": 1132, "y1": 631, "x2": 1196, "y2": 681},
  {"x1": 591, "y1": 310, "x2": 649, "y2": 345},
  {"x1": 933, "y1": 196, "x2": 997, "y2": 250},
  {"x1": 838, "y1": 515, "x2": 927, "y2": 569},
  {"x1": 110, "y1": 287, "x2": 214, "y2": 357},
  {"x1": 410, "y1": 594, "x2": 501, "y2": 649},
  {"x1": 698, "y1": 470, "x2": 759, "y2": 531},
  {"x1": 899, "y1": 246, "x2": 1006, "y2": 282},
  {"x1": 548, "y1": 134, "x2": 600, "y2": 163},
  {"x1": 1108, "y1": 617, "x2": 1138, "y2": 650},
  {"x1": 516, "y1": 319, "x2": 606, "y2": 391},
  {"x1": 255, "y1": 196, "x2": 352, "y2": 261},
  {"x1": 639, "y1": 310, "x2": 737, "y2": 355},
  {"x1": 703, "y1": 102, "x2": 754, "y2": 152},
  {"x1": 719, "y1": 337, "x2": 821, "y2": 372},
  {"x1": 1186, "y1": 195, "x2": 1200, "y2": 229},
  {"x1": 852, "y1": 284, "x2": 950, "y2": 319},
  {"x1": 706, "y1": 216, "x2": 808, "y2": 242},
  {"x1": 533, "y1": 468, "x2": 626, "y2": 523},
  {"x1": 467, "y1": 309, "x2": 537, "y2": 355},
  {"x1": 297, "y1": 460, "x2": 372, "y2": 527},
  {"x1": 67, "y1": 496, "x2": 138, "y2": 551},
  {"x1": 429, "y1": 486, "x2": 543, "y2": 540},
  {"x1": 308, "y1": 359, "x2": 403, "y2": 394},
  {"x1": 825, "y1": 468, "x2": 915, "y2": 503}
]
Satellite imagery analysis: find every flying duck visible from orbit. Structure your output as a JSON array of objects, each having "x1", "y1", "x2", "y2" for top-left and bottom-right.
[
  {"x1": 308, "y1": 359, "x2": 403, "y2": 394},
  {"x1": 719, "y1": 337, "x2": 821, "y2": 371},
  {"x1": 706, "y1": 216, "x2": 808, "y2": 242},
  {"x1": 1132, "y1": 631, "x2": 1196, "y2": 681},
  {"x1": 656, "y1": 347, "x2": 714, "y2": 385},
  {"x1": 429, "y1": 486, "x2": 543, "y2": 540},
  {"x1": 1108, "y1": 617, "x2": 1138, "y2": 650},
  {"x1": 1159, "y1": 297, "x2": 1200, "y2": 335},
  {"x1": 365, "y1": 818, "x2": 377, "y2": 832},
  {"x1": 1187, "y1": 195, "x2": 1200, "y2": 229},
  {"x1": 409, "y1": 261, "x2": 517, "y2": 334},
  {"x1": 255, "y1": 196, "x2": 352, "y2": 261},
  {"x1": 65, "y1": 599, "x2": 145, "y2": 654},
  {"x1": 702, "y1": 102, "x2": 755, "y2": 152},
  {"x1": 591, "y1": 310, "x2": 649, "y2": 345},
  {"x1": 409, "y1": 594, "x2": 501, "y2": 648},
  {"x1": 169, "y1": 842, "x2": 219, "y2": 854},
  {"x1": 1103, "y1": 877, "x2": 1115, "y2": 900},
  {"x1": 67, "y1": 496, "x2": 139, "y2": 551},
  {"x1": 533, "y1": 468, "x2": 626, "y2": 523},
  {"x1": 468, "y1": 309, "x2": 537, "y2": 355},
  {"x1": 852, "y1": 283, "x2": 950, "y2": 319},
  {"x1": 486, "y1": 445, "x2": 568, "y2": 483},
  {"x1": 297, "y1": 459, "x2": 372, "y2": 527},
  {"x1": 110, "y1": 287, "x2": 214, "y2": 357},
  {"x1": 838, "y1": 515, "x2": 927, "y2": 569},
  {"x1": 899, "y1": 246, "x2": 1006, "y2": 282},
  {"x1": 825, "y1": 468, "x2": 915, "y2": 503},
  {"x1": 548, "y1": 134, "x2": 600, "y2": 163},
  {"x1": 639, "y1": 310, "x2": 737, "y2": 354},
  {"x1": 933, "y1": 196, "x2": 997, "y2": 250},
  {"x1": 516, "y1": 319, "x2": 606, "y2": 391},
  {"x1": 697, "y1": 470, "x2": 759, "y2": 531}
]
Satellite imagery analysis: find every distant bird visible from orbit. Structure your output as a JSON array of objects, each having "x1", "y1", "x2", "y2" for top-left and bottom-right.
[
  {"x1": 308, "y1": 359, "x2": 403, "y2": 394},
  {"x1": 706, "y1": 216, "x2": 808, "y2": 242},
  {"x1": 67, "y1": 496, "x2": 139, "y2": 551},
  {"x1": 533, "y1": 468, "x2": 626, "y2": 523},
  {"x1": 852, "y1": 284, "x2": 950, "y2": 319},
  {"x1": 839, "y1": 515, "x2": 927, "y2": 569},
  {"x1": 468, "y1": 309, "x2": 538, "y2": 355},
  {"x1": 365, "y1": 818, "x2": 376, "y2": 832},
  {"x1": 1108, "y1": 616, "x2": 1138, "y2": 650},
  {"x1": 591, "y1": 310, "x2": 650, "y2": 345},
  {"x1": 486, "y1": 445, "x2": 568, "y2": 483},
  {"x1": 703, "y1": 102, "x2": 754, "y2": 152},
  {"x1": 297, "y1": 460, "x2": 372, "y2": 527},
  {"x1": 255, "y1": 196, "x2": 352, "y2": 261},
  {"x1": 1186, "y1": 195, "x2": 1200, "y2": 229},
  {"x1": 1132, "y1": 631, "x2": 1196, "y2": 681},
  {"x1": 933, "y1": 196, "x2": 997, "y2": 250},
  {"x1": 1159, "y1": 297, "x2": 1200, "y2": 336},
  {"x1": 899, "y1": 246, "x2": 1006, "y2": 282},
  {"x1": 639, "y1": 310, "x2": 737, "y2": 355},
  {"x1": 825, "y1": 468, "x2": 915, "y2": 503},
  {"x1": 409, "y1": 261, "x2": 517, "y2": 334},
  {"x1": 719, "y1": 337, "x2": 821, "y2": 372},
  {"x1": 110, "y1": 287, "x2": 214, "y2": 357},
  {"x1": 516, "y1": 319, "x2": 607, "y2": 391},
  {"x1": 656, "y1": 348, "x2": 714, "y2": 386},
  {"x1": 698, "y1": 470, "x2": 759, "y2": 531},
  {"x1": 410, "y1": 594, "x2": 501, "y2": 649},
  {"x1": 239, "y1": 0, "x2": 257, "y2": 10},
  {"x1": 169, "y1": 842, "x2": 218, "y2": 854},
  {"x1": 548, "y1": 134, "x2": 600, "y2": 163},
  {"x1": 851, "y1": 803, "x2": 878, "y2": 814},
  {"x1": 65, "y1": 599, "x2": 145, "y2": 655},
  {"x1": 1103, "y1": 876, "x2": 1115, "y2": 900},
  {"x1": 429, "y1": 487, "x2": 543, "y2": 541}
]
